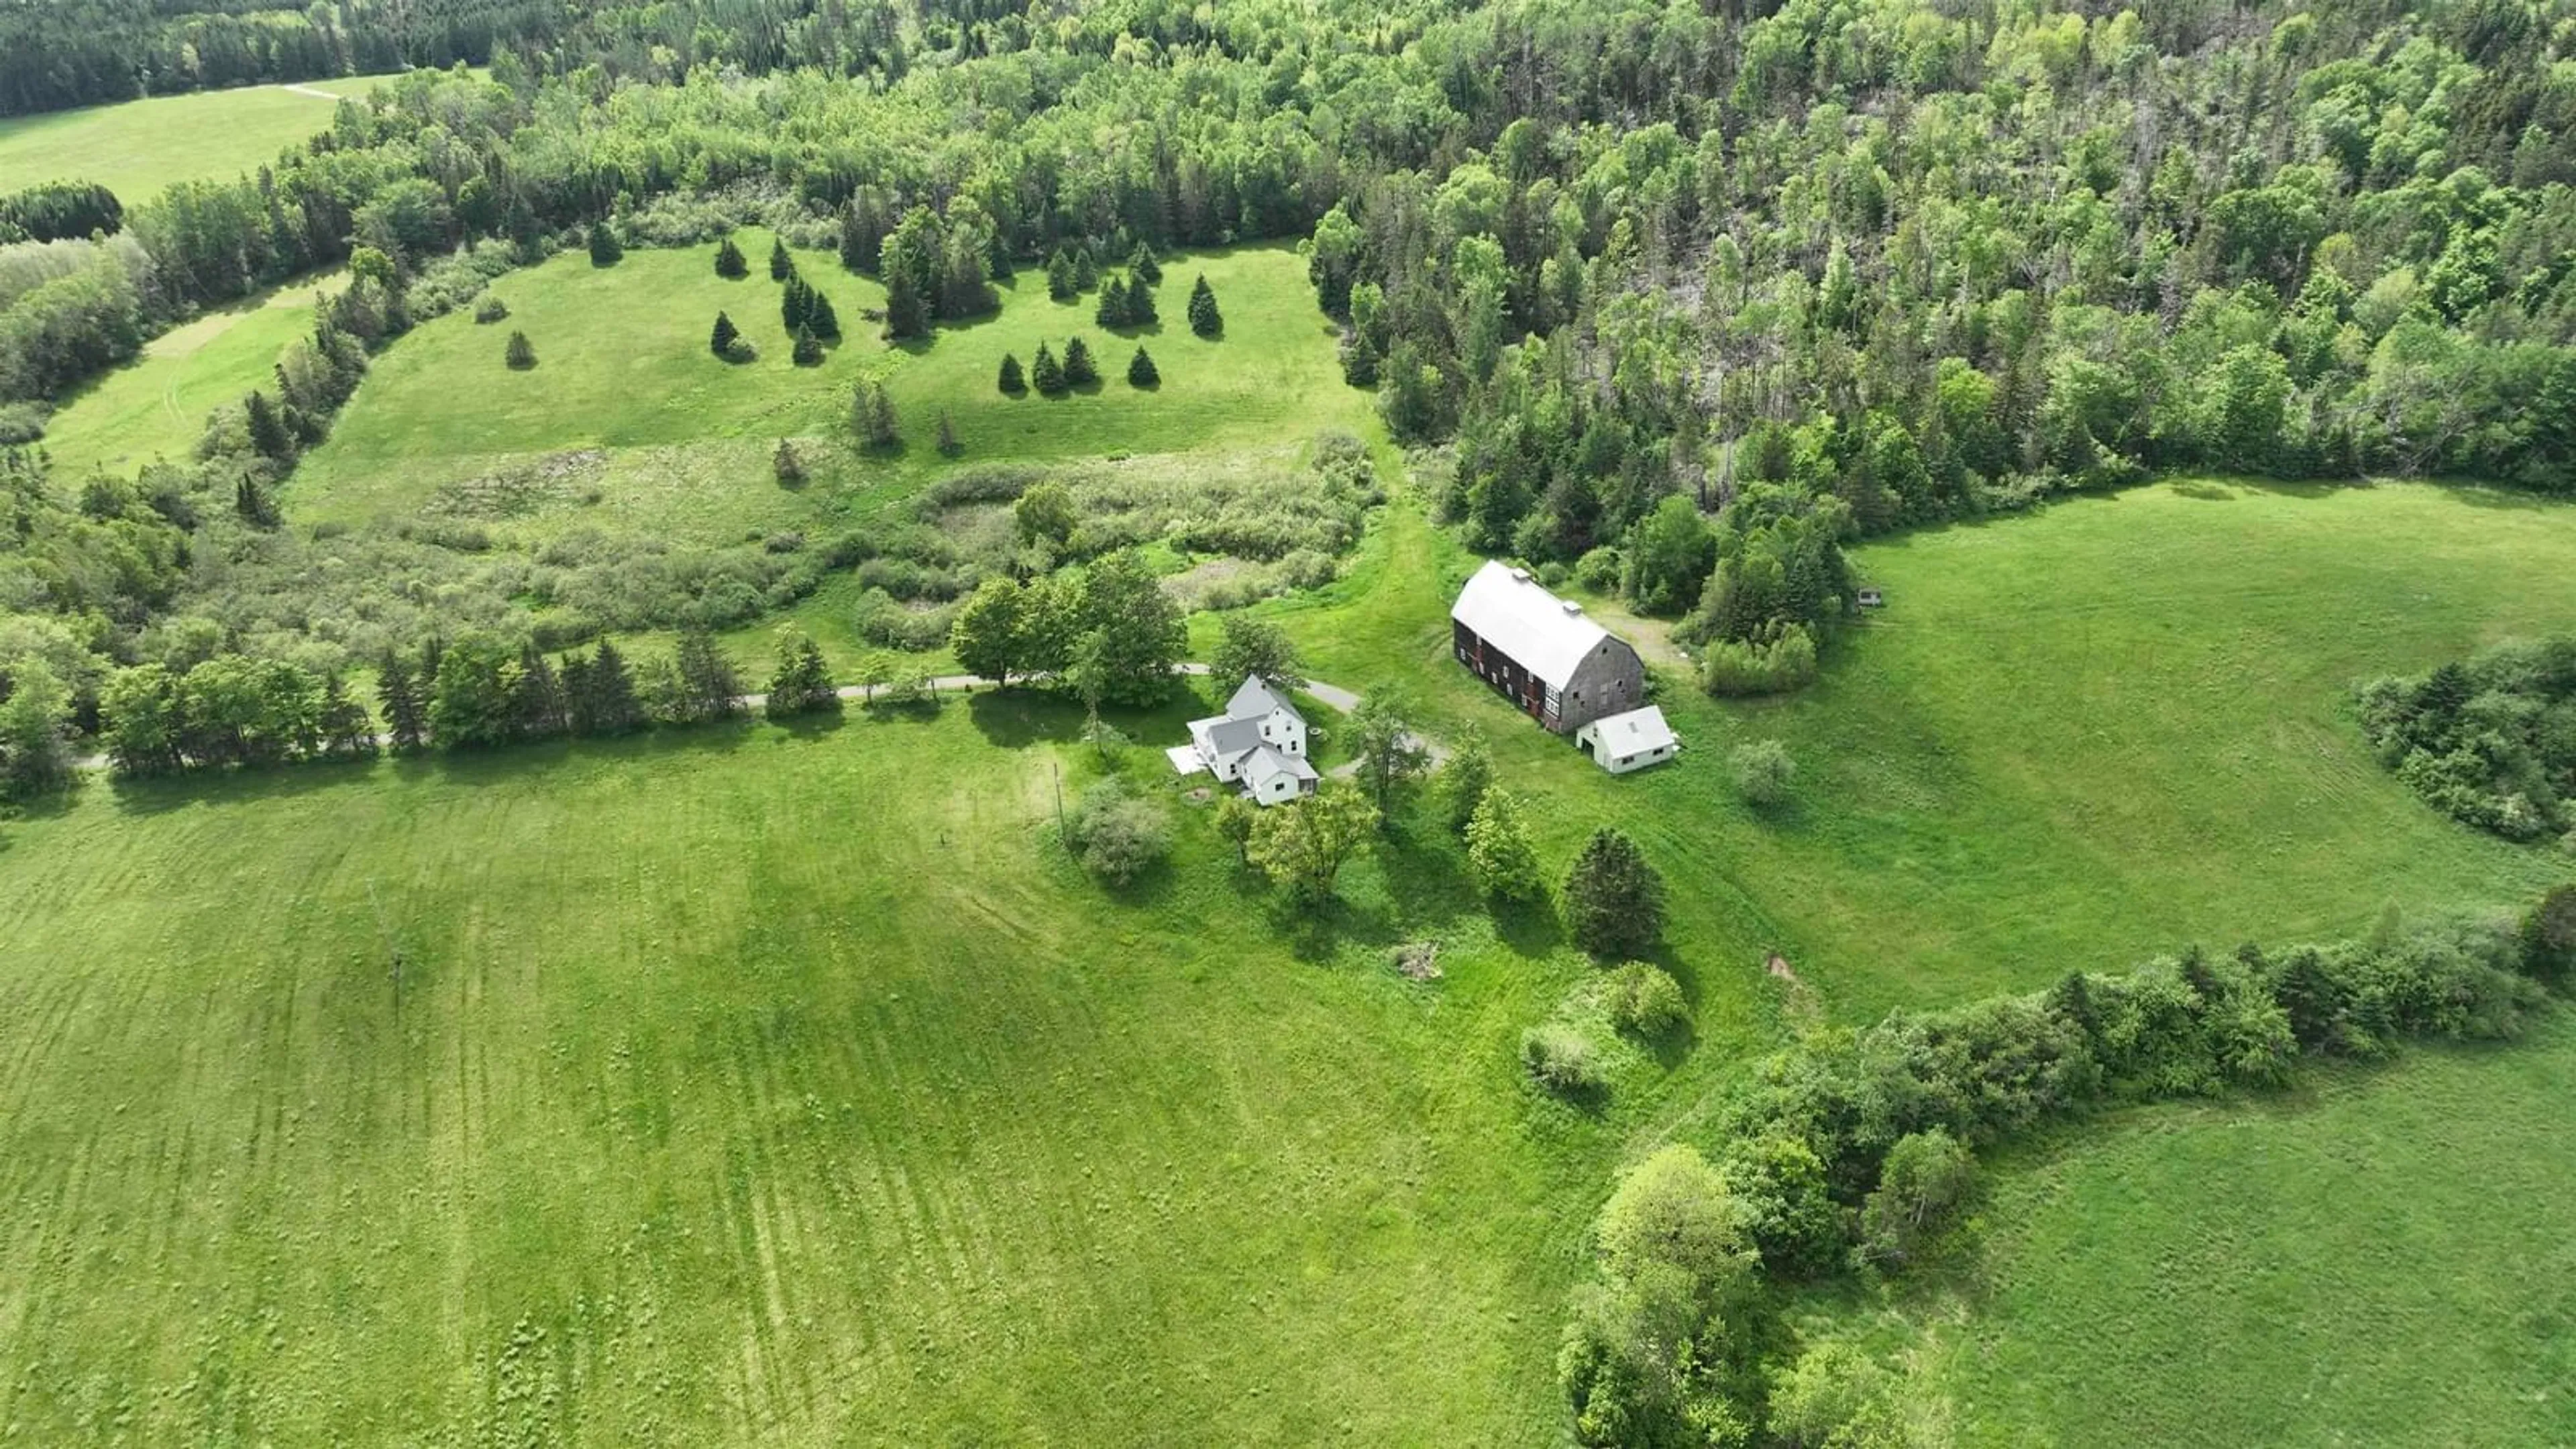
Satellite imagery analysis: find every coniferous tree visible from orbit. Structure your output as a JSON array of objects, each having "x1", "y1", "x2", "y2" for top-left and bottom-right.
[
  {"x1": 838, "y1": 202, "x2": 873, "y2": 272},
  {"x1": 1127, "y1": 276, "x2": 1158, "y2": 325},
  {"x1": 1095, "y1": 274, "x2": 1130, "y2": 328},
  {"x1": 505, "y1": 330, "x2": 535, "y2": 369},
  {"x1": 376, "y1": 648, "x2": 427, "y2": 752},
  {"x1": 711, "y1": 311, "x2": 739, "y2": 358},
  {"x1": 1128, "y1": 346, "x2": 1159, "y2": 387},
  {"x1": 673, "y1": 631, "x2": 744, "y2": 722},
  {"x1": 806, "y1": 289, "x2": 840, "y2": 340},
  {"x1": 1129, "y1": 242, "x2": 1161, "y2": 285},
  {"x1": 783, "y1": 275, "x2": 810, "y2": 333},
  {"x1": 244, "y1": 389, "x2": 294, "y2": 460},
  {"x1": 515, "y1": 643, "x2": 568, "y2": 739},
  {"x1": 1565, "y1": 828, "x2": 1665, "y2": 959},
  {"x1": 773, "y1": 439, "x2": 804, "y2": 485},
  {"x1": 318, "y1": 674, "x2": 377, "y2": 759},
  {"x1": 582, "y1": 639, "x2": 646, "y2": 735},
  {"x1": 1073, "y1": 244, "x2": 1099, "y2": 290},
  {"x1": 763, "y1": 632, "x2": 839, "y2": 720},
  {"x1": 998, "y1": 352, "x2": 1026, "y2": 394},
  {"x1": 1063, "y1": 335, "x2": 1098, "y2": 386},
  {"x1": 768, "y1": 237, "x2": 792, "y2": 281},
  {"x1": 1032, "y1": 341, "x2": 1067, "y2": 395},
  {"x1": 714, "y1": 236, "x2": 747, "y2": 278},
  {"x1": 792, "y1": 325, "x2": 823, "y2": 366},
  {"x1": 233, "y1": 474, "x2": 277, "y2": 527},
  {"x1": 882, "y1": 268, "x2": 928, "y2": 340},
  {"x1": 1188, "y1": 274, "x2": 1222, "y2": 337},
  {"x1": 853, "y1": 380, "x2": 900, "y2": 447},
  {"x1": 587, "y1": 223, "x2": 622, "y2": 266},
  {"x1": 1046, "y1": 248, "x2": 1077, "y2": 301}
]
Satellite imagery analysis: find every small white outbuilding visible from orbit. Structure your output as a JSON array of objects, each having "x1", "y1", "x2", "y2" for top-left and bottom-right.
[{"x1": 1575, "y1": 705, "x2": 1679, "y2": 775}]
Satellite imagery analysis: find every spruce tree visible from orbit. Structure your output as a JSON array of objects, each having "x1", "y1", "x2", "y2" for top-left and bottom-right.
[
  {"x1": 1046, "y1": 248, "x2": 1076, "y2": 301},
  {"x1": 1095, "y1": 274, "x2": 1130, "y2": 328},
  {"x1": 244, "y1": 389, "x2": 294, "y2": 460},
  {"x1": 585, "y1": 639, "x2": 645, "y2": 734},
  {"x1": 838, "y1": 202, "x2": 871, "y2": 272},
  {"x1": 792, "y1": 325, "x2": 823, "y2": 366},
  {"x1": 233, "y1": 474, "x2": 277, "y2": 527},
  {"x1": 1564, "y1": 828, "x2": 1665, "y2": 960},
  {"x1": 881, "y1": 269, "x2": 928, "y2": 340},
  {"x1": 1063, "y1": 335, "x2": 1097, "y2": 386},
  {"x1": 505, "y1": 330, "x2": 535, "y2": 369},
  {"x1": 852, "y1": 380, "x2": 900, "y2": 447},
  {"x1": 1127, "y1": 276, "x2": 1158, "y2": 325},
  {"x1": 998, "y1": 352, "x2": 1026, "y2": 394},
  {"x1": 783, "y1": 275, "x2": 810, "y2": 333},
  {"x1": 806, "y1": 289, "x2": 840, "y2": 340},
  {"x1": 1073, "y1": 243, "x2": 1099, "y2": 290},
  {"x1": 768, "y1": 236, "x2": 792, "y2": 281},
  {"x1": 714, "y1": 236, "x2": 748, "y2": 278},
  {"x1": 587, "y1": 223, "x2": 623, "y2": 266},
  {"x1": 1128, "y1": 241, "x2": 1161, "y2": 285},
  {"x1": 711, "y1": 311, "x2": 739, "y2": 358},
  {"x1": 773, "y1": 439, "x2": 804, "y2": 486},
  {"x1": 318, "y1": 674, "x2": 377, "y2": 759},
  {"x1": 1032, "y1": 341, "x2": 1067, "y2": 395},
  {"x1": 674, "y1": 631, "x2": 744, "y2": 721},
  {"x1": 376, "y1": 648, "x2": 427, "y2": 752},
  {"x1": 1188, "y1": 274, "x2": 1222, "y2": 337},
  {"x1": 516, "y1": 643, "x2": 568, "y2": 739},
  {"x1": 1128, "y1": 345, "x2": 1159, "y2": 387}
]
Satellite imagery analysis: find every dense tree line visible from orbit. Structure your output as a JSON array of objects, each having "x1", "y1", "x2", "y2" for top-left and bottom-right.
[{"x1": 1561, "y1": 890, "x2": 2576, "y2": 1446}]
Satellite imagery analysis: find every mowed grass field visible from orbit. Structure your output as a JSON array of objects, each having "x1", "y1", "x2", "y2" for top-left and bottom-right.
[
  {"x1": 0, "y1": 695, "x2": 1625, "y2": 1444},
  {"x1": 1925, "y1": 1018, "x2": 2576, "y2": 1446},
  {"x1": 42, "y1": 277, "x2": 345, "y2": 478},
  {"x1": 0, "y1": 74, "x2": 400, "y2": 203},
  {"x1": 291, "y1": 235, "x2": 1349, "y2": 537}
]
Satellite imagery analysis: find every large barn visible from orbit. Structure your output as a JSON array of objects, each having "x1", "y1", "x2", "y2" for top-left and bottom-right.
[{"x1": 1450, "y1": 561, "x2": 1646, "y2": 735}]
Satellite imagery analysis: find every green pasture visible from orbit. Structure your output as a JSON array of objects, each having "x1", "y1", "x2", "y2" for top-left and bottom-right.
[
  {"x1": 1925, "y1": 1017, "x2": 2576, "y2": 1446},
  {"x1": 0, "y1": 74, "x2": 400, "y2": 204}
]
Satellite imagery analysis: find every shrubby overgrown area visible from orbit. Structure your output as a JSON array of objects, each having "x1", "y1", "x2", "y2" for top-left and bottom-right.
[{"x1": 2361, "y1": 637, "x2": 2576, "y2": 843}]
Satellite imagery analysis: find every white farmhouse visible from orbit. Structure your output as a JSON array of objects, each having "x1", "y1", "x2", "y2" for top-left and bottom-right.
[
  {"x1": 1574, "y1": 705, "x2": 1680, "y2": 775},
  {"x1": 1169, "y1": 676, "x2": 1319, "y2": 806}
]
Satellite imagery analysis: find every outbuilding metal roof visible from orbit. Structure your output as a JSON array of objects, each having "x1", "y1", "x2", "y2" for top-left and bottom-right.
[{"x1": 1450, "y1": 559, "x2": 1616, "y2": 690}]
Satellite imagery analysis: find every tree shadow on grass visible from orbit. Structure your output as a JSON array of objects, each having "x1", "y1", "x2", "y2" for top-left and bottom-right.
[
  {"x1": 859, "y1": 694, "x2": 945, "y2": 727},
  {"x1": 766, "y1": 709, "x2": 848, "y2": 742},
  {"x1": 967, "y1": 688, "x2": 1083, "y2": 749},
  {"x1": 1269, "y1": 888, "x2": 1403, "y2": 965},
  {"x1": 107, "y1": 755, "x2": 385, "y2": 816}
]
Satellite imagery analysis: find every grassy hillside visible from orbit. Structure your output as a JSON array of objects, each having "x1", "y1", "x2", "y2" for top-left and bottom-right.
[
  {"x1": 42, "y1": 277, "x2": 342, "y2": 478},
  {"x1": 290, "y1": 237, "x2": 1344, "y2": 536},
  {"x1": 0, "y1": 74, "x2": 397, "y2": 202},
  {"x1": 1925, "y1": 1018, "x2": 2576, "y2": 1446}
]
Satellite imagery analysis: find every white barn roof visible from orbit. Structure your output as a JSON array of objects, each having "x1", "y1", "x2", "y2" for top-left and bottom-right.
[
  {"x1": 1451, "y1": 560, "x2": 1614, "y2": 690},
  {"x1": 1585, "y1": 705, "x2": 1676, "y2": 755}
]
